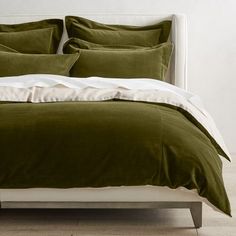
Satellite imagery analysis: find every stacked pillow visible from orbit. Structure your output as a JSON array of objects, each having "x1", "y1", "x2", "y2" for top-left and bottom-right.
[
  {"x1": 0, "y1": 19, "x2": 63, "y2": 53},
  {"x1": 0, "y1": 19, "x2": 79, "y2": 76},
  {"x1": 0, "y1": 44, "x2": 79, "y2": 77},
  {"x1": 0, "y1": 16, "x2": 173, "y2": 80},
  {"x1": 64, "y1": 38, "x2": 172, "y2": 80},
  {"x1": 64, "y1": 16, "x2": 173, "y2": 81}
]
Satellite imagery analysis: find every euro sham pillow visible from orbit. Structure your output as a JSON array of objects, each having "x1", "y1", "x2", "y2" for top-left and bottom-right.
[
  {"x1": 0, "y1": 28, "x2": 55, "y2": 54},
  {"x1": 0, "y1": 49, "x2": 80, "y2": 77},
  {"x1": 65, "y1": 16, "x2": 171, "y2": 46},
  {"x1": 63, "y1": 38, "x2": 173, "y2": 80},
  {"x1": 0, "y1": 19, "x2": 63, "y2": 53}
]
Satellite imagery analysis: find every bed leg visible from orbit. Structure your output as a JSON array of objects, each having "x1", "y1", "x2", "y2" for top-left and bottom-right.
[{"x1": 190, "y1": 202, "x2": 202, "y2": 228}]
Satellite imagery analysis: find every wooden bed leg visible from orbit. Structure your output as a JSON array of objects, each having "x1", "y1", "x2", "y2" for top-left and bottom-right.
[{"x1": 190, "y1": 202, "x2": 202, "y2": 228}]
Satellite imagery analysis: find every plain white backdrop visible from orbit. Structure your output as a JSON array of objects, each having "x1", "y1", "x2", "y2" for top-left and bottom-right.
[{"x1": 0, "y1": 0, "x2": 235, "y2": 153}]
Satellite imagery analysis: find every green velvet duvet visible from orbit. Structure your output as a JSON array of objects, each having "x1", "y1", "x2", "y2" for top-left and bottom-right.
[{"x1": 0, "y1": 101, "x2": 231, "y2": 215}]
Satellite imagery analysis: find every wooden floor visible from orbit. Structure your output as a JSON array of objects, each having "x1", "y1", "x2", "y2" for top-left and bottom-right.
[{"x1": 0, "y1": 155, "x2": 235, "y2": 236}]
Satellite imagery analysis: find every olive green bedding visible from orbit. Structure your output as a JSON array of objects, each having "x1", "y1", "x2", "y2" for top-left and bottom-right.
[
  {"x1": 0, "y1": 19, "x2": 63, "y2": 53},
  {"x1": 0, "y1": 100, "x2": 231, "y2": 216},
  {"x1": 0, "y1": 51, "x2": 79, "y2": 77},
  {"x1": 0, "y1": 43, "x2": 18, "y2": 52},
  {"x1": 65, "y1": 16, "x2": 171, "y2": 46},
  {"x1": 64, "y1": 38, "x2": 146, "y2": 50},
  {"x1": 64, "y1": 39, "x2": 173, "y2": 80},
  {"x1": 0, "y1": 28, "x2": 55, "y2": 54}
]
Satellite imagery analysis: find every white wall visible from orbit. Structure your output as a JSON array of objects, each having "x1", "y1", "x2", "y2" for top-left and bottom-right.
[{"x1": 0, "y1": 0, "x2": 236, "y2": 154}]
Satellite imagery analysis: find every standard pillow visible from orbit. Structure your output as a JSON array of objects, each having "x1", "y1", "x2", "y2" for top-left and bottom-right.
[
  {"x1": 63, "y1": 38, "x2": 173, "y2": 80},
  {"x1": 65, "y1": 16, "x2": 171, "y2": 46},
  {"x1": 0, "y1": 50, "x2": 80, "y2": 77},
  {"x1": 0, "y1": 43, "x2": 18, "y2": 53},
  {"x1": 0, "y1": 19, "x2": 63, "y2": 53}
]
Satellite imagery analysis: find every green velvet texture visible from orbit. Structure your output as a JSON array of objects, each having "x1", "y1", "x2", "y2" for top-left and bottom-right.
[
  {"x1": 63, "y1": 38, "x2": 173, "y2": 80},
  {"x1": 0, "y1": 50, "x2": 80, "y2": 77},
  {"x1": 0, "y1": 101, "x2": 230, "y2": 216},
  {"x1": 65, "y1": 16, "x2": 171, "y2": 46},
  {"x1": 0, "y1": 19, "x2": 63, "y2": 53},
  {"x1": 65, "y1": 38, "x2": 145, "y2": 50},
  {"x1": 0, "y1": 28, "x2": 54, "y2": 54},
  {"x1": 0, "y1": 43, "x2": 18, "y2": 52}
]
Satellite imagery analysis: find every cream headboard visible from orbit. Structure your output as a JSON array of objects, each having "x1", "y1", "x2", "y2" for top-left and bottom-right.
[{"x1": 0, "y1": 14, "x2": 187, "y2": 89}]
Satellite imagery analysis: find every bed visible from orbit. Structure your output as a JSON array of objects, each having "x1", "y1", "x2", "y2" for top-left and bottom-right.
[{"x1": 0, "y1": 13, "x2": 231, "y2": 228}]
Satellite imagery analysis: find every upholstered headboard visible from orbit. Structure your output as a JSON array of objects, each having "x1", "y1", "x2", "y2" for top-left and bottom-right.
[{"x1": 0, "y1": 14, "x2": 187, "y2": 89}]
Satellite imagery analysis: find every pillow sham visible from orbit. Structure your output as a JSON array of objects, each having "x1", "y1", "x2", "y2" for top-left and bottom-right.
[
  {"x1": 0, "y1": 28, "x2": 54, "y2": 54},
  {"x1": 63, "y1": 38, "x2": 173, "y2": 80},
  {"x1": 0, "y1": 43, "x2": 18, "y2": 53},
  {"x1": 65, "y1": 16, "x2": 171, "y2": 46},
  {"x1": 0, "y1": 19, "x2": 63, "y2": 53},
  {"x1": 64, "y1": 38, "x2": 147, "y2": 50},
  {"x1": 0, "y1": 51, "x2": 80, "y2": 77}
]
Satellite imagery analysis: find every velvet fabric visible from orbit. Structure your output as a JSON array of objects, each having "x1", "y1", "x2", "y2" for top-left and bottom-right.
[
  {"x1": 63, "y1": 38, "x2": 173, "y2": 80},
  {"x1": 0, "y1": 50, "x2": 80, "y2": 77},
  {"x1": 0, "y1": 19, "x2": 63, "y2": 53},
  {"x1": 0, "y1": 101, "x2": 230, "y2": 216},
  {"x1": 65, "y1": 16, "x2": 171, "y2": 46}
]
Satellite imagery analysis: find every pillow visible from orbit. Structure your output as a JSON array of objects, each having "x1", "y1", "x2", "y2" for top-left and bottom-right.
[
  {"x1": 0, "y1": 28, "x2": 54, "y2": 54},
  {"x1": 0, "y1": 19, "x2": 63, "y2": 53},
  {"x1": 63, "y1": 38, "x2": 173, "y2": 80},
  {"x1": 0, "y1": 43, "x2": 18, "y2": 53},
  {"x1": 0, "y1": 50, "x2": 80, "y2": 77},
  {"x1": 64, "y1": 38, "x2": 146, "y2": 50},
  {"x1": 65, "y1": 16, "x2": 171, "y2": 46}
]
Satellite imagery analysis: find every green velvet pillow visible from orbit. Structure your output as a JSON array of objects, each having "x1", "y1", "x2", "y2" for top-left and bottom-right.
[
  {"x1": 0, "y1": 28, "x2": 54, "y2": 54},
  {"x1": 0, "y1": 50, "x2": 80, "y2": 77},
  {"x1": 0, "y1": 19, "x2": 63, "y2": 53},
  {"x1": 63, "y1": 38, "x2": 173, "y2": 80},
  {"x1": 65, "y1": 16, "x2": 171, "y2": 46},
  {"x1": 64, "y1": 38, "x2": 146, "y2": 50},
  {"x1": 0, "y1": 43, "x2": 18, "y2": 53}
]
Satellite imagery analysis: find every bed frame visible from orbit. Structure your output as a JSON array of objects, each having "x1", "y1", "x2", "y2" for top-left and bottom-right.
[{"x1": 0, "y1": 14, "x2": 203, "y2": 228}]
